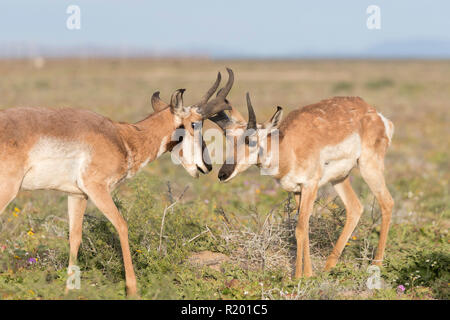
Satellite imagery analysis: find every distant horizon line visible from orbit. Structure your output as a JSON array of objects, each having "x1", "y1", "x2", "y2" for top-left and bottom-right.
[
  {"x1": 1, "y1": 40, "x2": 450, "y2": 60},
  {"x1": 1, "y1": 53, "x2": 450, "y2": 60}
]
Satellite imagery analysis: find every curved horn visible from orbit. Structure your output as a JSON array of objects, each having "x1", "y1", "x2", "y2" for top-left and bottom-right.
[
  {"x1": 199, "y1": 68, "x2": 234, "y2": 118},
  {"x1": 246, "y1": 92, "x2": 257, "y2": 130},
  {"x1": 151, "y1": 91, "x2": 169, "y2": 112},
  {"x1": 217, "y1": 68, "x2": 234, "y2": 99},
  {"x1": 198, "y1": 72, "x2": 221, "y2": 105}
]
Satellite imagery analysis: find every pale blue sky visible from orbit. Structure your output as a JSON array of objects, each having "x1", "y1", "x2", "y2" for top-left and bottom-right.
[{"x1": 1, "y1": 0, "x2": 449, "y2": 57}]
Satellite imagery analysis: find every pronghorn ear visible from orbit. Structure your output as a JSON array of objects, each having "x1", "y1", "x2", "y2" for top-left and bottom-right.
[
  {"x1": 151, "y1": 91, "x2": 169, "y2": 112},
  {"x1": 169, "y1": 89, "x2": 186, "y2": 115},
  {"x1": 263, "y1": 106, "x2": 283, "y2": 129}
]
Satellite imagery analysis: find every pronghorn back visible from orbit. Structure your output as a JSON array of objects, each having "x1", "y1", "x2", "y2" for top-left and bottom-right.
[
  {"x1": 0, "y1": 107, "x2": 127, "y2": 156},
  {"x1": 279, "y1": 96, "x2": 392, "y2": 145}
]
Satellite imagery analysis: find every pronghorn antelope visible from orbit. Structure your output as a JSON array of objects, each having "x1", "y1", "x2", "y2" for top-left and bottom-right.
[
  {"x1": 0, "y1": 71, "x2": 233, "y2": 297},
  {"x1": 210, "y1": 86, "x2": 394, "y2": 278}
]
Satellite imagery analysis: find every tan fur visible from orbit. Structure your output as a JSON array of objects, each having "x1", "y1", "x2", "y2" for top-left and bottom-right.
[
  {"x1": 218, "y1": 96, "x2": 394, "y2": 278},
  {"x1": 0, "y1": 104, "x2": 205, "y2": 297},
  {"x1": 0, "y1": 69, "x2": 229, "y2": 297},
  {"x1": 0, "y1": 107, "x2": 186, "y2": 189}
]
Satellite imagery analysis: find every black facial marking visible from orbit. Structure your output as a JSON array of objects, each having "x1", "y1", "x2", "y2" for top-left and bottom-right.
[{"x1": 218, "y1": 163, "x2": 236, "y2": 181}]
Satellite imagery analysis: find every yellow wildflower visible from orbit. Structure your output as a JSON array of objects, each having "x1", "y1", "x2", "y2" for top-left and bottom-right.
[
  {"x1": 27, "y1": 228, "x2": 35, "y2": 236},
  {"x1": 14, "y1": 207, "x2": 20, "y2": 213},
  {"x1": 327, "y1": 203, "x2": 339, "y2": 210},
  {"x1": 351, "y1": 236, "x2": 357, "y2": 240},
  {"x1": 346, "y1": 242, "x2": 350, "y2": 246}
]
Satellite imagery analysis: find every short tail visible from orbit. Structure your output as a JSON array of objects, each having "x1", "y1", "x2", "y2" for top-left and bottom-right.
[{"x1": 377, "y1": 112, "x2": 394, "y2": 146}]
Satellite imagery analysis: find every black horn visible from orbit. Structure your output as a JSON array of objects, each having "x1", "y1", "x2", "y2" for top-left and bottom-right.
[
  {"x1": 199, "y1": 68, "x2": 234, "y2": 118},
  {"x1": 216, "y1": 68, "x2": 234, "y2": 99},
  {"x1": 246, "y1": 92, "x2": 257, "y2": 130},
  {"x1": 198, "y1": 72, "x2": 221, "y2": 106}
]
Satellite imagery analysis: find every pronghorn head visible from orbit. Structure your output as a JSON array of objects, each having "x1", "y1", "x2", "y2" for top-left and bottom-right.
[
  {"x1": 209, "y1": 92, "x2": 283, "y2": 182},
  {"x1": 150, "y1": 69, "x2": 234, "y2": 178}
]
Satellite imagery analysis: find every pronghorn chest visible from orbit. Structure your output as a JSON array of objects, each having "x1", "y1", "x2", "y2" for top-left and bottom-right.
[
  {"x1": 120, "y1": 135, "x2": 168, "y2": 181},
  {"x1": 21, "y1": 138, "x2": 91, "y2": 194},
  {"x1": 124, "y1": 156, "x2": 151, "y2": 180},
  {"x1": 278, "y1": 169, "x2": 306, "y2": 192}
]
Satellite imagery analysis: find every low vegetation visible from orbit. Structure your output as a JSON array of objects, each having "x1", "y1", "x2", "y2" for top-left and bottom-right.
[{"x1": 0, "y1": 59, "x2": 448, "y2": 299}]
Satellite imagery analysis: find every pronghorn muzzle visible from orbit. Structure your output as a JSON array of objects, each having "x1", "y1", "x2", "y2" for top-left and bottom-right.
[{"x1": 218, "y1": 163, "x2": 235, "y2": 181}]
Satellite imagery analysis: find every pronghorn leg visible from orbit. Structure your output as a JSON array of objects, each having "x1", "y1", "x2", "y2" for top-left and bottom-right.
[
  {"x1": 294, "y1": 184, "x2": 318, "y2": 278},
  {"x1": 84, "y1": 184, "x2": 138, "y2": 297},
  {"x1": 294, "y1": 191, "x2": 313, "y2": 277},
  {"x1": 0, "y1": 177, "x2": 22, "y2": 214},
  {"x1": 359, "y1": 157, "x2": 394, "y2": 266},
  {"x1": 294, "y1": 192, "x2": 301, "y2": 217},
  {"x1": 325, "y1": 176, "x2": 363, "y2": 270},
  {"x1": 67, "y1": 195, "x2": 88, "y2": 271}
]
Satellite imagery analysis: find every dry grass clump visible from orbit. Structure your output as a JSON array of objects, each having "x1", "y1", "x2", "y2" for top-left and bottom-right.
[
  {"x1": 218, "y1": 190, "x2": 382, "y2": 277},
  {"x1": 219, "y1": 196, "x2": 299, "y2": 274}
]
